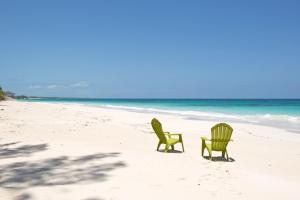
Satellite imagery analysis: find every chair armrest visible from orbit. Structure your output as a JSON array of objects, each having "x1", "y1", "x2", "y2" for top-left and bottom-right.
[
  {"x1": 164, "y1": 132, "x2": 171, "y2": 138},
  {"x1": 165, "y1": 133, "x2": 182, "y2": 140},
  {"x1": 167, "y1": 133, "x2": 182, "y2": 136},
  {"x1": 201, "y1": 137, "x2": 210, "y2": 141}
]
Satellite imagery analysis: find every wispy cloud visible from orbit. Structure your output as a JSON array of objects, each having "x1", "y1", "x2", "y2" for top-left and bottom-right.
[
  {"x1": 68, "y1": 81, "x2": 89, "y2": 88},
  {"x1": 28, "y1": 85, "x2": 43, "y2": 89},
  {"x1": 28, "y1": 82, "x2": 89, "y2": 90},
  {"x1": 47, "y1": 85, "x2": 57, "y2": 89}
]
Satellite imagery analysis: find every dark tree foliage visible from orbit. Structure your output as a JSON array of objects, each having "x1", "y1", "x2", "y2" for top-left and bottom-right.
[
  {"x1": 4, "y1": 91, "x2": 15, "y2": 98},
  {"x1": 0, "y1": 86, "x2": 5, "y2": 100}
]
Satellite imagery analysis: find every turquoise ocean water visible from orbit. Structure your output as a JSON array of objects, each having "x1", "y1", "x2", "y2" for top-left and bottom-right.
[
  {"x1": 20, "y1": 98, "x2": 300, "y2": 132},
  {"x1": 21, "y1": 98, "x2": 300, "y2": 116}
]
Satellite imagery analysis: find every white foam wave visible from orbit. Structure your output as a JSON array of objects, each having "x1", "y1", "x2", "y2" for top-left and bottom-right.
[
  {"x1": 99, "y1": 105, "x2": 299, "y2": 133},
  {"x1": 99, "y1": 104, "x2": 300, "y2": 127}
]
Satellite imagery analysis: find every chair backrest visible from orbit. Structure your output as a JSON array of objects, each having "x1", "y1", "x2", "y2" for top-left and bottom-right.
[
  {"x1": 151, "y1": 118, "x2": 167, "y2": 143},
  {"x1": 211, "y1": 123, "x2": 233, "y2": 151}
]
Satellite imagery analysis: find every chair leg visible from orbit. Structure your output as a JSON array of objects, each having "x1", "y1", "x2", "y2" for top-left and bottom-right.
[
  {"x1": 225, "y1": 150, "x2": 229, "y2": 160},
  {"x1": 222, "y1": 151, "x2": 225, "y2": 158},
  {"x1": 208, "y1": 150, "x2": 212, "y2": 160},
  {"x1": 201, "y1": 143, "x2": 205, "y2": 156},
  {"x1": 164, "y1": 144, "x2": 169, "y2": 152},
  {"x1": 156, "y1": 142, "x2": 161, "y2": 151},
  {"x1": 201, "y1": 140, "x2": 208, "y2": 157},
  {"x1": 181, "y1": 142, "x2": 185, "y2": 152}
]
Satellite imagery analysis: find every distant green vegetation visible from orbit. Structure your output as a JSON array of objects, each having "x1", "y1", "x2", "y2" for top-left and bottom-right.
[
  {"x1": 0, "y1": 86, "x2": 16, "y2": 100},
  {"x1": 0, "y1": 86, "x2": 26, "y2": 100},
  {"x1": 0, "y1": 86, "x2": 5, "y2": 100},
  {"x1": 4, "y1": 90, "x2": 15, "y2": 98},
  {"x1": 0, "y1": 86, "x2": 27, "y2": 100}
]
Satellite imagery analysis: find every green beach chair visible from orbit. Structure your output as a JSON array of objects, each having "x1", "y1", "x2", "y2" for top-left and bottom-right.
[
  {"x1": 201, "y1": 123, "x2": 233, "y2": 160},
  {"x1": 151, "y1": 118, "x2": 184, "y2": 152}
]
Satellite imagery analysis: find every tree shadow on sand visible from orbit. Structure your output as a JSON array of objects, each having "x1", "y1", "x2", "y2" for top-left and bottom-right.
[
  {"x1": 14, "y1": 193, "x2": 32, "y2": 200},
  {"x1": 14, "y1": 193, "x2": 105, "y2": 200},
  {"x1": 0, "y1": 152, "x2": 126, "y2": 189},
  {"x1": 0, "y1": 142, "x2": 48, "y2": 159}
]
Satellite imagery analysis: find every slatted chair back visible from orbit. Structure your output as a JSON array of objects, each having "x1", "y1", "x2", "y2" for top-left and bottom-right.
[
  {"x1": 151, "y1": 118, "x2": 167, "y2": 143},
  {"x1": 211, "y1": 123, "x2": 233, "y2": 151}
]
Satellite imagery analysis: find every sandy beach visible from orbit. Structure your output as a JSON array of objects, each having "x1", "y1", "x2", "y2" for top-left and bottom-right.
[{"x1": 0, "y1": 100, "x2": 300, "y2": 200}]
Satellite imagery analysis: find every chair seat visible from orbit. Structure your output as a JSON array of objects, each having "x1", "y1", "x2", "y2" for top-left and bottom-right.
[
  {"x1": 167, "y1": 138, "x2": 180, "y2": 145},
  {"x1": 204, "y1": 142, "x2": 226, "y2": 151}
]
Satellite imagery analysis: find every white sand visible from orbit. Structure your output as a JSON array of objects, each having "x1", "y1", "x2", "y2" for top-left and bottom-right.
[{"x1": 0, "y1": 101, "x2": 300, "y2": 200}]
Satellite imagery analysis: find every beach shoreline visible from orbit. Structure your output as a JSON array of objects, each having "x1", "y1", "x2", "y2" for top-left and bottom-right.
[
  {"x1": 0, "y1": 100, "x2": 300, "y2": 200},
  {"x1": 20, "y1": 99, "x2": 300, "y2": 133}
]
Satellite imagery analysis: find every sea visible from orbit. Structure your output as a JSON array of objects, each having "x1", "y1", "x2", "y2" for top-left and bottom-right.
[{"x1": 20, "y1": 98, "x2": 300, "y2": 133}]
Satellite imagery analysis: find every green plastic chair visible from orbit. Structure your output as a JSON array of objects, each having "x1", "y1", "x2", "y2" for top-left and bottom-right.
[
  {"x1": 201, "y1": 123, "x2": 233, "y2": 160},
  {"x1": 151, "y1": 118, "x2": 184, "y2": 152}
]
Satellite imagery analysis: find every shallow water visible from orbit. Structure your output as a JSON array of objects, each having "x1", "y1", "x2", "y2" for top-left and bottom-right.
[
  {"x1": 20, "y1": 98, "x2": 300, "y2": 115},
  {"x1": 20, "y1": 98, "x2": 300, "y2": 132}
]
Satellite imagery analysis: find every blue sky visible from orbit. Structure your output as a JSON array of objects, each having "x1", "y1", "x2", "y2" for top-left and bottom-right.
[{"x1": 0, "y1": 0, "x2": 299, "y2": 98}]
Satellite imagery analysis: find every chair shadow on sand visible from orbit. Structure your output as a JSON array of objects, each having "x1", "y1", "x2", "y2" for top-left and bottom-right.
[
  {"x1": 157, "y1": 149, "x2": 184, "y2": 153},
  {"x1": 203, "y1": 155, "x2": 235, "y2": 162}
]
